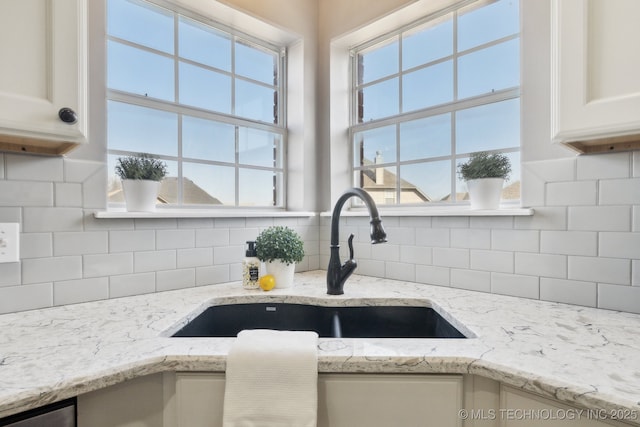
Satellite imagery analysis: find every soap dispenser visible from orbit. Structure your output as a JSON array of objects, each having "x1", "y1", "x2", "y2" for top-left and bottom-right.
[{"x1": 242, "y1": 241, "x2": 260, "y2": 290}]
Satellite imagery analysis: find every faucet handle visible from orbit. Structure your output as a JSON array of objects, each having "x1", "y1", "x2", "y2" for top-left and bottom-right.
[{"x1": 347, "y1": 234, "x2": 355, "y2": 260}]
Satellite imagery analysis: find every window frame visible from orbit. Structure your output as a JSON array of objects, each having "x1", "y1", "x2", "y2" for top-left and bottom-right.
[
  {"x1": 106, "y1": 0, "x2": 288, "y2": 209},
  {"x1": 348, "y1": 0, "x2": 521, "y2": 207}
]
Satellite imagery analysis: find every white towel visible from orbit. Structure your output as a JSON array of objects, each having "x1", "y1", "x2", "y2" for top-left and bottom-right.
[{"x1": 222, "y1": 329, "x2": 319, "y2": 427}]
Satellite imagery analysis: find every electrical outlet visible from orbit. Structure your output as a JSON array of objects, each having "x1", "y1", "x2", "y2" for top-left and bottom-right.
[{"x1": 0, "y1": 223, "x2": 20, "y2": 263}]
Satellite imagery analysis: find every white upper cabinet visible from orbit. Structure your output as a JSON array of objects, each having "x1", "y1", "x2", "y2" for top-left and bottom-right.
[
  {"x1": 0, "y1": 0, "x2": 87, "y2": 155},
  {"x1": 551, "y1": 0, "x2": 640, "y2": 154}
]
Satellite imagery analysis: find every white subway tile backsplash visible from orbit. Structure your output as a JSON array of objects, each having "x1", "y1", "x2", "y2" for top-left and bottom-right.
[
  {"x1": 520, "y1": 166, "x2": 545, "y2": 207},
  {"x1": 599, "y1": 232, "x2": 640, "y2": 259},
  {"x1": 178, "y1": 218, "x2": 214, "y2": 229},
  {"x1": 491, "y1": 273, "x2": 539, "y2": 299},
  {"x1": 109, "y1": 272, "x2": 156, "y2": 298},
  {"x1": 514, "y1": 207, "x2": 567, "y2": 230},
  {"x1": 215, "y1": 218, "x2": 246, "y2": 228},
  {"x1": 156, "y1": 229, "x2": 195, "y2": 249},
  {"x1": 433, "y1": 248, "x2": 469, "y2": 269},
  {"x1": 577, "y1": 152, "x2": 631, "y2": 180},
  {"x1": 540, "y1": 231, "x2": 597, "y2": 256},
  {"x1": 54, "y1": 231, "x2": 108, "y2": 256},
  {"x1": 546, "y1": 181, "x2": 597, "y2": 206},
  {"x1": 83, "y1": 253, "x2": 133, "y2": 278},
  {"x1": 0, "y1": 153, "x2": 4, "y2": 178},
  {"x1": 415, "y1": 265, "x2": 450, "y2": 287},
  {"x1": 229, "y1": 227, "x2": 261, "y2": 245},
  {"x1": 451, "y1": 268, "x2": 490, "y2": 292},
  {"x1": 371, "y1": 243, "x2": 400, "y2": 262},
  {"x1": 432, "y1": 217, "x2": 469, "y2": 229},
  {"x1": 0, "y1": 207, "x2": 21, "y2": 222},
  {"x1": 213, "y1": 245, "x2": 244, "y2": 265},
  {"x1": 385, "y1": 227, "x2": 416, "y2": 245},
  {"x1": 81, "y1": 167, "x2": 108, "y2": 209},
  {"x1": 23, "y1": 207, "x2": 83, "y2": 232},
  {"x1": 599, "y1": 178, "x2": 640, "y2": 205},
  {"x1": 399, "y1": 245, "x2": 432, "y2": 265},
  {"x1": 568, "y1": 256, "x2": 630, "y2": 285},
  {"x1": 177, "y1": 247, "x2": 213, "y2": 268},
  {"x1": 55, "y1": 183, "x2": 82, "y2": 207},
  {"x1": 355, "y1": 259, "x2": 386, "y2": 277},
  {"x1": 229, "y1": 263, "x2": 242, "y2": 281},
  {"x1": 515, "y1": 252, "x2": 567, "y2": 278},
  {"x1": 22, "y1": 256, "x2": 82, "y2": 284},
  {"x1": 597, "y1": 283, "x2": 640, "y2": 314},
  {"x1": 540, "y1": 278, "x2": 597, "y2": 307},
  {"x1": 469, "y1": 216, "x2": 514, "y2": 229},
  {"x1": 634, "y1": 152, "x2": 640, "y2": 177},
  {"x1": 109, "y1": 230, "x2": 155, "y2": 253},
  {"x1": 491, "y1": 229, "x2": 539, "y2": 252},
  {"x1": 196, "y1": 265, "x2": 230, "y2": 286},
  {"x1": 54, "y1": 277, "x2": 109, "y2": 306},
  {"x1": 415, "y1": 228, "x2": 450, "y2": 247},
  {"x1": 634, "y1": 206, "x2": 640, "y2": 232},
  {"x1": 634, "y1": 260, "x2": 640, "y2": 286},
  {"x1": 470, "y1": 250, "x2": 513, "y2": 273},
  {"x1": 525, "y1": 157, "x2": 576, "y2": 182},
  {"x1": 0, "y1": 263, "x2": 21, "y2": 287},
  {"x1": 64, "y1": 159, "x2": 103, "y2": 183},
  {"x1": 20, "y1": 233, "x2": 53, "y2": 259},
  {"x1": 0, "y1": 283, "x2": 52, "y2": 314},
  {"x1": 134, "y1": 218, "x2": 177, "y2": 230},
  {"x1": 385, "y1": 262, "x2": 415, "y2": 282},
  {"x1": 157, "y1": 268, "x2": 196, "y2": 291},
  {"x1": 451, "y1": 229, "x2": 491, "y2": 249},
  {"x1": 0, "y1": 181, "x2": 53, "y2": 206},
  {"x1": 6, "y1": 154, "x2": 63, "y2": 181},
  {"x1": 196, "y1": 228, "x2": 230, "y2": 247},
  {"x1": 568, "y1": 206, "x2": 631, "y2": 231},
  {"x1": 84, "y1": 213, "x2": 134, "y2": 231},
  {"x1": 135, "y1": 250, "x2": 176, "y2": 273}
]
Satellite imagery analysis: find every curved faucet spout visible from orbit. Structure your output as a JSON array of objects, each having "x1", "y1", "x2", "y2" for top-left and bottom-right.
[{"x1": 327, "y1": 188, "x2": 387, "y2": 295}]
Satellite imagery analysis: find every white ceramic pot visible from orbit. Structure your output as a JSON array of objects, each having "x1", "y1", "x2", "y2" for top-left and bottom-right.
[
  {"x1": 265, "y1": 260, "x2": 296, "y2": 289},
  {"x1": 122, "y1": 179, "x2": 161, "y2": 212},
  {"x1": 466, "y1": 178, "x2": 504, "y2": 210}
]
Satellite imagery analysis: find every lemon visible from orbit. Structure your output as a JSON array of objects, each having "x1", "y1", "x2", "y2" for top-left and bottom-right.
[{"x1": 259, "y1": 274, "x2": 276, "y2": 291}]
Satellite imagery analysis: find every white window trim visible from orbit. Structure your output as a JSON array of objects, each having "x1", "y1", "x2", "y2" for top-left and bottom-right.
[{"x1": 329, "y1": 0, "x2": 528, "y2": 215}]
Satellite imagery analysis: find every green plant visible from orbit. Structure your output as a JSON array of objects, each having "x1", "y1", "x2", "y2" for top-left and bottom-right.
[
  {"x1": 457, "y1": 151, "x2": 511, "y2": 181},
  {"x1": 255, "y1": 226, "x2": 305, "y2": 265},
  {"x1": 115, "y1": 154, "x2": 168, "y2": 181}
]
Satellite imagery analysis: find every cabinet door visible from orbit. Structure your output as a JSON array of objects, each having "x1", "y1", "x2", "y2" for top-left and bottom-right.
[
  {"x1": 0, "y1": 0, "x2": 87, "y2": 154},
  {"x1": 501, "y1": 386, "x2": 631, "y2": 427},
  {"x1": 551, "y1": 0, "x2": 640, "y2": 153},
  {"x1": 166, "y1": 373, "x2": 463, "y2": 427},
  {"x1": 318, "y1": 374, "x2": 463, "y2": 427}
]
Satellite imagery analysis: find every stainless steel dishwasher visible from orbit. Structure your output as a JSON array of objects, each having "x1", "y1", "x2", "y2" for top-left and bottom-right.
[{"x1": 0, "y1": 399, "x2": 75, "y2": 427}]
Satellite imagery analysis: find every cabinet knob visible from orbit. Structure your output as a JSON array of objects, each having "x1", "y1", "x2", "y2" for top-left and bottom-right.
[{"x1": 58, "y1": 107, "x2": 78, "y2": 124}]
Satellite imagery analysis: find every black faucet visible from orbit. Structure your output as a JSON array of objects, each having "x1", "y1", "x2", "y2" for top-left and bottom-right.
[{"x1": 327, "y1": 188, "x2": 387, "y2": 295}]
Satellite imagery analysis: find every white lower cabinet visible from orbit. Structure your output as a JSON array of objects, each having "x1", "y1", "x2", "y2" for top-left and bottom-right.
[
  {"x1": 163, "y1": 372, "x2": 463, "y2": 427},
  {"x1": 77, "y1": 373, "x2": 635, "y2": 427},
  {"x1": 499, "y1": 386, "x2": 632, "y2": 427}
]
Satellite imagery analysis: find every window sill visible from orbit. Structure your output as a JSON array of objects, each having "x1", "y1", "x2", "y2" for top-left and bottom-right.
[
  {"x1": 93, "y1": 209, "x2": 317, "y2": 219},
  {"x1": 320, "y1": 206, "x2": 534, "y2": 217}
]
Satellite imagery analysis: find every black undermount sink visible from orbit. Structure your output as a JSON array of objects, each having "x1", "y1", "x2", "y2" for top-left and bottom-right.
[{"x1": 171, "y1": 303, "x2": 466, "y2": 338}]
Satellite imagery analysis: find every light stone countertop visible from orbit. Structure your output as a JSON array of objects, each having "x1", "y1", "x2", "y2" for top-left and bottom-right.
[{"x1": 1, "y1": 271, "x2": 639, "y2": 423}]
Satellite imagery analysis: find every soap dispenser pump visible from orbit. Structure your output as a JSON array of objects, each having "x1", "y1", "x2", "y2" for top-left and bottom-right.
[{"x1": 242, "y1": 241, "x2": 260, "y2": 290}]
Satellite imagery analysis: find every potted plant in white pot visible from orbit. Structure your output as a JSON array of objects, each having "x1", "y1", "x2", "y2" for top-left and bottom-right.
[
  {"x1": 115, "y1": 153, "x2": 168, "y2": 212},
  {"x1": 458, "y1": 151, "x2": 511, "y2": 210},
  {"x1": 255, "y1": 226, "x2": 305, "y2": 289}
]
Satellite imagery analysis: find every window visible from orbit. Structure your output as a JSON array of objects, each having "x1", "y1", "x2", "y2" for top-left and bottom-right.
[
  {"x1": 351, "y1": 0, "x2": 520, "y2": 206},
  {"x1": 106, "y1": 0, "x2": 286, "y2": 208}
]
